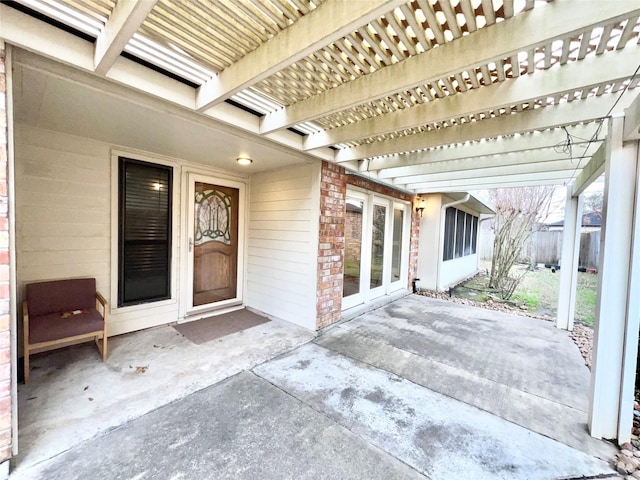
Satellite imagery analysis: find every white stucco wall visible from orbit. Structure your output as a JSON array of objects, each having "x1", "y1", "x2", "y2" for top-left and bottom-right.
[
  {"x1": 416, "y1": 195, "x2": 442, "y2": 290},
  {"x1": 439, "y1": 254, "x2": 479, "y2": 290}
]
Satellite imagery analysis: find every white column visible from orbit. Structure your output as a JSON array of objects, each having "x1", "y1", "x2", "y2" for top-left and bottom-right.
[
  {"x1": 557, "y1": 187, "x2": 583, "y2": 331},
  {"x1": 618, "y1": 139, "x2": 640, "y2": 443},
  {"x1": 589, "y1": 114, "x2": 639, "y2": 440}
]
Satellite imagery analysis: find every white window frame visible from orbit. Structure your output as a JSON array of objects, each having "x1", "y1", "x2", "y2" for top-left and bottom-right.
[
  {"x1": 342, "y1": 189, "x2": 369, "y2": 310},
  {"x1": 343, "y1": 187, "x2": 411, "y2": 310},
  {"x1": 388, "y1": 201, "x2": 411, "y2": 293}
]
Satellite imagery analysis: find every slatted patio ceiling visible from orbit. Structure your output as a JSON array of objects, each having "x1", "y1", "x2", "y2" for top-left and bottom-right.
[{"x1": 2, "y1": 0, "x2": 639, "y2": 193}]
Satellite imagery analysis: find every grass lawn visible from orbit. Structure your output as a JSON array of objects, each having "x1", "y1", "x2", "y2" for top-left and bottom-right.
[{"x1": 453, "y1": 262, "x2": 598, "y2": 325}]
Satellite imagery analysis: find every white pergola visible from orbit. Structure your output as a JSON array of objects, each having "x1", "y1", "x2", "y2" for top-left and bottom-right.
[{"x1": 1, "y1": 0, "x2": 640, "y2": 444}]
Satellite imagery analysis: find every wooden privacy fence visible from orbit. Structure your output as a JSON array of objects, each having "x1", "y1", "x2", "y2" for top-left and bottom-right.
[{"x1": 481, "y1": 230, "x2": 600, "y2": 269}]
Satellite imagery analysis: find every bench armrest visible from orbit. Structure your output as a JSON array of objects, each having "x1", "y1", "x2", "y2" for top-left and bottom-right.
[{"x1": 95, "y1": 292, "x2": 108, "y2": 322}]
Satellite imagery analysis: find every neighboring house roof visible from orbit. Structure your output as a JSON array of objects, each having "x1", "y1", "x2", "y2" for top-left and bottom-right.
[{"x1": 546, "y1": 211, "x2": 602, "y2": 228}]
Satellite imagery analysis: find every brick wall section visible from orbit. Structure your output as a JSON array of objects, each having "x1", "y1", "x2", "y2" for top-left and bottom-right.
[
  {"x1": 0, "y1": 43, "x2": 12, "y2": 462},
  {"x1": 408, "y1": 203, "x2": 420, "y2": 290},
  {"x1": 316, "y1": 161, "x2": 420, "y2": 329},
  {"x1": 316, "y1": 162, "x2": 347, "y2": 330}
]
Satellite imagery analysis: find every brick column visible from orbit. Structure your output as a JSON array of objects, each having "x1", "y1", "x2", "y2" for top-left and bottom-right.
[
  {"x1": 408, "y1": 203, "x2": 420, "y2": 290},
  {"x1": 316, "y1": 162, "x2": 346, "y2": 330},
  {"x1": 0, "y1": 42, "x2": 13, "y2": 466}
]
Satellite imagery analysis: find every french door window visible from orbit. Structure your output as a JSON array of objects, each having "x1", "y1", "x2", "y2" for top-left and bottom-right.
[{"x1": 343, "y1": 189, "x2": 409, "y2": 309}]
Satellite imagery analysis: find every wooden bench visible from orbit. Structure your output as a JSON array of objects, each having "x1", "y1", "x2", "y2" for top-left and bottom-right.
[{"x1": 23, "y1": 278, "x2": 108, "y2": 383}]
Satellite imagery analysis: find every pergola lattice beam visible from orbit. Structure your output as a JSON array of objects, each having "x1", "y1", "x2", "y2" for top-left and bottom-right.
[
  {"x1": 624, "y1": 89, "x2": 640, "y2": 141},
  {"x1": 94, "y1": 0, "x2": 157, "y2": 76},
  {"x1": 304, "y1": 46, "x2": 639, "y2": 150},
  {"x1": 196, "y1": 0, "x2": 407, "y2": 112},
  {"x1": 412, "y1": 177, "x2": 572, "y2": 193},
  {"x1": 387, "y1": 149, "x2": 592, "y2": 184},
  {"x1": 370, "y1": 123, "x2": 604, "y2": 174},
  {"x1": 573, "y1": 141, "x2": 607, "y2": 196},
  {"x1": 335, "y1": 94, "x2": 625, "y2": 162},
  {"x1": 406, "y1": 170, "x2": 577, "y2": 192},
  {"x1": 261, "y1": 0, "x2": 640, "y2": 133}
]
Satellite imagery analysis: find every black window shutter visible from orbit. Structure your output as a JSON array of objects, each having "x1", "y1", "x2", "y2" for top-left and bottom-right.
[{"x1": 118, "y1": 158, "x2": 172, "y2": 307}]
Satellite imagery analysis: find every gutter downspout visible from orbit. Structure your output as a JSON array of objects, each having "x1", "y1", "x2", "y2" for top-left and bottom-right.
[
  {"x1": 477, "y1": 214, "x2": 495, "y2": 272},
  {"x1": 436, "y1": 194, "x2": 470, "y2": 292}
]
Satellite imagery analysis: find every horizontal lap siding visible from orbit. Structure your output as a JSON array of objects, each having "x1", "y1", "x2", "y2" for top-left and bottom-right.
[
  {"x1": 15, "y1": 126, "x2": 183, "y2": 336},
  {"x1": 247, "y1": 163, "x2": 320, "y2": 330},
  {"x1": 15, "y1": 126, "x2": 111, "y2": 301}
]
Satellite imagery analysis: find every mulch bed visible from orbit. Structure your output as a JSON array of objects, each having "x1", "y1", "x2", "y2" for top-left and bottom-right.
[{"x1": 417, "y1": 289, "x2": 555, "y2": 322}]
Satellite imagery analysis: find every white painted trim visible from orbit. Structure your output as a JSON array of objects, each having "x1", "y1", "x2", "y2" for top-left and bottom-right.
[
  {"x1": 589, "y1": 116, "x2": 637, "y2": 439},
  {"x1": 617, "y1": 139, "x2": 640, "y2": 443},
  {"x1": 4, "y1": 43, "x2": 19, "y2": 456},
  {"x1": 342, "y1": 189, "x2": 368, "y2": 310},
  {"x1": 388, "y1": 201, "x2": 411, "y2": 293},
  {"x1": 367, "y1": 195, "x2": 392, "y2": 301},
  {"x1": 557, "y1": 188, "x2": 583, "y2": 331}
]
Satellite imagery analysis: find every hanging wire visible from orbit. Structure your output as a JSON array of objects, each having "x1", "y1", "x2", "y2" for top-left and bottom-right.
[
  {"x1": 564, "y1": 62, "x2": 640, "y2": 185},
  {"x1": 553, "y1": 126, "x2": 573, "y2": 160}
]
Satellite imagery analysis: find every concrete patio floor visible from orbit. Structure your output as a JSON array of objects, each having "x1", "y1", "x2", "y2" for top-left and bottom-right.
[{"x1": 10, "y1": 295, "x2": 617, "y2": 479}]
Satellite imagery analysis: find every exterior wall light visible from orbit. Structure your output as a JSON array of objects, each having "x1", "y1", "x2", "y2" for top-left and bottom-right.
[
  {"x1": 236, "y1": 156, "x2": 253, "y2": 166},
  {"x1": 415, "y1": 197, "x2": 426, "y2": 217}
]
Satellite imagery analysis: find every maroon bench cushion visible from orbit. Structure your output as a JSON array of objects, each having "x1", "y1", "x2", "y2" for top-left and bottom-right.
[
  {"x1": 26, "y1": 279, "x2": 96, "y2": 317},
  {"x1": 29, "y1": 308, "x2": 104, "y2": 344}
]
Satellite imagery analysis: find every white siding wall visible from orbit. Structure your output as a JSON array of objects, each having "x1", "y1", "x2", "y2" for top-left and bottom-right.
[
  {"x1": 15, "y1": 125, "x2": 185, "y2": 335},
  {"x1": 16, "y1": 125, "x2": 111, "y2": 301},
  {"x1": 16, "y1": 125, "x2": 255, "y2": 336},
  {"x1": 247, "y1": 163, "x2": 320, "y2": 330}
]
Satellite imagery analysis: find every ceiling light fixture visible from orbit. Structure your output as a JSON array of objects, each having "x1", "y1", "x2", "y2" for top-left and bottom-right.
[{"x1": 236, "y1": 156, "x2": 253, "y2": 166}]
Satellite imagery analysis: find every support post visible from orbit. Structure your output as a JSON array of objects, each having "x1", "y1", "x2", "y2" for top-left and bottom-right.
[
  {"x1": 557, "y1": 187, "x2": 583, "y2": 331},
  {"x1": 617, "y1": 138, "x2": 640, "y2": 443},
  {"x1": 589, "y1": 115, "x2": 639, "y2": 440}
]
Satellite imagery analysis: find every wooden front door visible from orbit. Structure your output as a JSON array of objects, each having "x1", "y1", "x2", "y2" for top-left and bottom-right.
[{"x1": 192, "y1": 181, "x2": 239, "y2": 307}]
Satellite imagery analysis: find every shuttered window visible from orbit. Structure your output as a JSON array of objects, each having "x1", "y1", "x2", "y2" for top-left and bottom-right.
[
  {"x1": 443, "y1": 207, "x2": 456, "y2": 261},
  {"x1": 443, "y1": 207, "x2": 479, "y2": 261},
  {"x1": 118, "y1": 158, "x2": 172, "y2": 307}
]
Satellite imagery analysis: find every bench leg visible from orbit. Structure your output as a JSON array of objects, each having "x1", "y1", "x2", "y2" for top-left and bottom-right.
[
  {"x1": 95, "y1": 334, "x2": 108, "y2": 361},
  {"x1": 24, "y1": 352, "x2": 29, "y2": 384}
]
